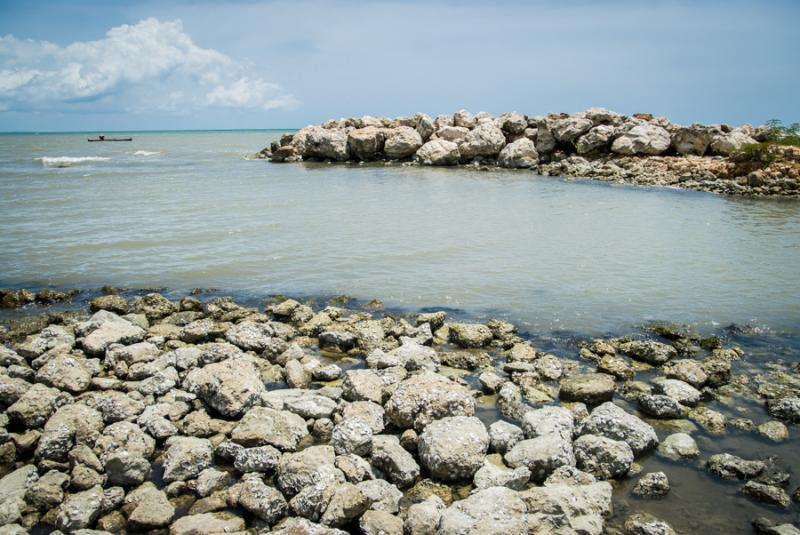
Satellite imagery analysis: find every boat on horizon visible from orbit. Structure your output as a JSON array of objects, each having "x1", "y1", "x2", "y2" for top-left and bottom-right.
[{"x1": 88, "y1": 135, "x2": 133, "y2": 142}]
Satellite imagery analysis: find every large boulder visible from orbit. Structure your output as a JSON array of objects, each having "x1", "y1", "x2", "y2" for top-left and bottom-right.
[
  {"x1": 498, "y1": 112, "x2": 527, "y2": 135},
  {"x1": 576, "y1": 125, "x2": 616, "y2": 154},
  {"x1": 348, "y1": 127, "x2": 385, "y2": 160},
  {"x1": 184, "y1": 357, "x2": 264, "y2": 417},
  {"x1": 436, "y1": 126, "x2": 470, "y2": 142},
  {"x1": 671, "y1": 125, "x2": 713, "y2": 156},
  {"x1": 438, "y1": 486, "x2": 528, "y2": 535},
  {"x1": 521, "y1": 406, "x2": 574, "y2": 440},
  {"x1": 384, "y1": 127, "x2": 423, "y2": 159},
  {"x1": 505, "y1": 434, "x2": 575, "y2": 483},
  {"x1": 611, "y1": 124, "x2": 671, "y2": 155},
  {"x1": 709, "y1": 129, "x2": 757, "y2": 155},
  {"x1": 7, "y1": 383, "x2": 71, "y2": 428},
  {"x1": 497, "y1": 138, "x2": 539, "y2": 168},
  {"x1": 15, "y1": 325, "x2": 74, "y2": 359},
  {"x1": 577, "y1": 402, "x2": 658, "y2": 455},
  {"x1": 415, "y1": 139, "x2": 460, "y2": 165},
  {"x1": 453, "y1": 109, "x2": 477, "y2": 129},
  {"x1": 417, "y1": 416, "x2": 489, "y2": 482},
  {"x1": 385, "y1": 372, "x2": 475, "y2": 431},
  {"x1": 521, "y1": 482, "x2": 613, "y2": 535},
  {"x1": 55, "y1": 485, "x2": 104, "y2": 531},
  {"x1": 36, "y1": 404, "x2": 104, "y2": 461},
  {"x1": 36, "y1": 354, "x2": 94, "y2": 393},
  {"x1": 552, "y1": 115, "x2": 594, "y2": 143},
  {"x1": 559, "y1": 373, "x2": 615, "y2": 404},
  {"x1": 305, "y1": 126, "x2": 350, "y2": 161},
  {"x1": 574, "y1": 434, "x2": 633, "y2": 479},
  {"x1": 458, "y1": 123, "x2": 506, "y2": 160}
]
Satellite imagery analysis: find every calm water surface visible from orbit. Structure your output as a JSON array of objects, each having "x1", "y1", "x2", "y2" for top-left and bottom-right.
[
  {"x1": 1, "y1": 130, "x2": 799, "y2": 335},
  {"x1": 1, "y1": 130, "x2": 799, "y2": 533}
]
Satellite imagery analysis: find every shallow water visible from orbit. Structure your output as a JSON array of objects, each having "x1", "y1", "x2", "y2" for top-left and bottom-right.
[
  {"x1": 2, "y1": 130, "x2": 800, "y2": 336},
  {"x1": 1, "y1": 130, "x2": 800, "y2": 533}
]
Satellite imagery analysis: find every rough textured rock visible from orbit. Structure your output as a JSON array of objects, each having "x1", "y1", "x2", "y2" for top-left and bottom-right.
[
  {"x1": 348, "y1": 127, "x2": 384, "y2": 160},
  {"x1": 489, "y1": 420, "x2": 524, "y2": 454},
  {"x1": 7, "y1": 383, "x2": 71, "y2": 428},
  {"x1": 232, "y1": 406, "x2": 308, "y2": 451},
  {"x1": 552, "y1": 115, "x2": 594, "y2": 143},
  {"x1": 576, "y1": 125, "x2": 616, "y2": 154},
  {"x1": 237, "y1": 474, "x2": 289, "y2": 523},
  {"x1": 370, "y1": 435, "x2": 420, "y2": 488},
  {"x1": 184, "y1": 357, "x2": 264, "y2": 417},
  {"x1": 417, "y1": 416, "x2": 489, "y2": 482},
  {"x1": 574, "y1": 434, "x2": 633, "y2": 479},
  {"x1": 638, "y1": 394, "x2": 686, "y2": 419},
  {"x1": 633, "y1": 471, "x2": 670, "y2": 498},
  {"x1": 448, "y1": 323, "x2": 493, "y2": 348},
  {"x1": 611, "y1": 124, "x2": 671, "y2": 155},
  {"x1": 169, "y1": 512, "x2": 245, "y2": 535},
  {"x1": 521, "y1": 482, "x2": 613, "y2": 535},
  {"x1": 710, "y1": 130, "x2": 757, "y2": 156},
  {"x1": 162, "y1": 436, "x2": 213, "y2": 482},
  {"x1": 320, "y1": 482, "x2": 370, "y2": 527},
  {"x1": 473, "y1": 456, "x2": 531, "y2": 490},
  {"x1": 707, "y1": 453, "x2": 766, "y2": 480},
  {"x1": 36, "y1": 404, "x2": 104, "y2": 461},
  {"x1": 559, "y1": 373, "x2": 616, "y2": 404},
  {"x1": 0, "y1": 466, "x2": 37, "y2": 526},
  {"x1": 458, "y1": 123, "x2": 506, "y2": 160},
  {"x1": 619, "y1": 340, "x2": 677, "y2": 365},
  {"x1": 342, "y1": 369, "x2": 384, "y2": 404},
  {"x1": 36, "y1": 353, "x2": 94, "y2": 393},
  {"x1": 76, "y1": 311, "x2": 145, "y2": 357},
  {"x1": 385, "y1": 372, "x2": 475, "y2": 431},
  {"x1": 56, "y1": 485, "x2": 104, "y2": 532},
  {"x1": 384, "y1": 127, "x2": 423, "y2": 159},
  {"x1": 438, "y1": 486, "x2": 528, "y2": 535},
  {"x1": 577, "y1": 402, "x2": 658, "y2": 455},
  {"x1": 741, "y1": 481, "x2": 791, "y2": 508},
  {"x1": 416, "y1": 139, "x2": 460, "y2": 165},
  {"x1": 497, "y1": 138, "x2": 538, "y2": 168},
  {"x1": 505, "y1": 434, "x2": 575, "y2": 483},
  {"x1": 623, "y1": 513, "x2": 677, "y2": 535},
  {"x1": 126, "y1": 482, "x2": 175, "y2": 528},
  {"x1": 766, "y1": 397, "x2": 800, "y2": 423},
  {"x1": 656, "y1": 433, "x2": 699, "y2": 460}
]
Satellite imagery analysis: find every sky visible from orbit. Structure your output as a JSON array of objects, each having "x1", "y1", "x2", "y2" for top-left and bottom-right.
[{"x1": 0, "y1": 0, "x2": 798, "y2": 131}]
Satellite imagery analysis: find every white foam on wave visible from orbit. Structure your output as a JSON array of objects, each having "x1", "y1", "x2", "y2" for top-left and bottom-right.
[
  {"x1": 131, "y1": 150, "x2": 161, "y2": 156},
  {"x1": 38, "y1": 156, "x2": 111, "y2": 168}
]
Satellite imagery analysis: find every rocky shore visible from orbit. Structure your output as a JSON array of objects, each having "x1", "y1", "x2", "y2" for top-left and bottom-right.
[
  {"x1": 259, "y1": 109, "x2": 800, "y2": 197},
  {"x1": 1, "y1": 291, "x2": 799, "y2": 535}
]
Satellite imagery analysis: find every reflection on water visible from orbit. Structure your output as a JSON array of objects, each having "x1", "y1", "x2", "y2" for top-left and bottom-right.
[{"x1": 1, "y1": 130, "x2": 799, "y2": 338}]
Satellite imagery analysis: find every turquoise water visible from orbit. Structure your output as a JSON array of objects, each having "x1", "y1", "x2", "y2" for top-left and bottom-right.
[{"x1": 1, "y1": 130, "x2": 799, "y2": 335}]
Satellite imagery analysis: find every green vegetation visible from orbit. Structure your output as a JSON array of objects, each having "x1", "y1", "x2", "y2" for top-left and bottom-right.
[{"x1": 733, "y1": 119, "x2": 800, "y2": 165}]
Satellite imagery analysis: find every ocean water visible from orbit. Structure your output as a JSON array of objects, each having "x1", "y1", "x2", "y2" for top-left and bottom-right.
[
  {"x1": 1, "y1": 130, "x2": 799, "y2": 335},
  {"x1": 1, "y1": 130, "x2": 800, "y2": 533}
]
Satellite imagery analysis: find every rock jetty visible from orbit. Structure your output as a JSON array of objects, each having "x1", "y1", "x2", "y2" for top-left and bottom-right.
[
  {"x1": 0, "y1": 291, "x2": 798, "y2": 534},
  {"x1": 260, "y1": 108, "x2": 800, "y2": 196}
]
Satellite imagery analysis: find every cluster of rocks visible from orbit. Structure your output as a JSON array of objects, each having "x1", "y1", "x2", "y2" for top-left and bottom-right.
[
  {"x1": 0, "y1": 293, "x2": 798, "y2": 535},
  {"x1": 259, "y1": 109, "x2": 800, "y2": 196},
  {"x1": 0, "y1": 289, "x2": 77, "y2": 309}
]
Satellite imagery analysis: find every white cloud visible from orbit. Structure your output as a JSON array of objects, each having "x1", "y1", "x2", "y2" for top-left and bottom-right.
[{"x1": 0, "y1": 18, "x2": 297, "y2": 113}]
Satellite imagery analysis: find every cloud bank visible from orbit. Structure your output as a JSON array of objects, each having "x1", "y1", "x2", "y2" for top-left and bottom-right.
[{"x1": 0, "y1": 18, "x2": 296, "y2": 114}]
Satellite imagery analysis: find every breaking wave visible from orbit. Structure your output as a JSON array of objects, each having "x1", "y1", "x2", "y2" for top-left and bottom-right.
[{"x1": 38, "y1": 156, "x2": 111, "y2": 168}]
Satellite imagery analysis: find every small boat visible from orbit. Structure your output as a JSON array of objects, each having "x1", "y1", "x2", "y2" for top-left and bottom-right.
[{"x1": 88, "y1": 135, "x2": 132, "y2": 142}]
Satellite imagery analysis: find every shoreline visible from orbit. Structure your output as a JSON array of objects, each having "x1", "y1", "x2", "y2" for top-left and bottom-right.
[
  {"x1": 259, "y1": 108, "x2": 800, "y2": 197},
  {"x1": 1, "y1": 290, "x2": 798, "y2": 534}
]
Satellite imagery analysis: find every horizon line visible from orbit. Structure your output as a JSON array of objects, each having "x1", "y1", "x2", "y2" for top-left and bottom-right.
[{"x1": 0, "y1": 128, "x2": 300, "y2": 135}]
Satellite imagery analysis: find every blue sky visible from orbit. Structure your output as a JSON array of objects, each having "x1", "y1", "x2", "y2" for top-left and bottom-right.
[{"x1": 0, "y1": 0, "x2": 798, "y2": 131}]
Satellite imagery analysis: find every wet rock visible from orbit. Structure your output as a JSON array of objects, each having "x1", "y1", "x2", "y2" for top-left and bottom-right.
[
  {"x1": 701, "y1": 356, "x2": 732, "y2": 387},
  {"x1": 90, "y1": 294, "x2": 129, "y2": 315},
  {"x1": 741, "y1": 481, "x2": 791, "y2": 508},
  {"x1": 638, "y1": 394, "x2": 686, "y2": 419},
  {"x1": 656, "y1": 432, "x2": 699, "y2": 460},
  {"x1": 633, "y1": 472, "x2": 670, "y2": 498},
  {"x1": 318, "y1": 330, "x2": 358, "y2": 353},
  {"x1": 448, "y1": 323, "x2": 493, "y2": 348},
  {"x1": 0, "y1": 465, "x2": 37, "y2": 525},
  {"x1": 7, "y1": 383, "x2": 71, "y2": 428},
  {"x1": 385, "y1": 372, "x2": 475, "y2": 431},
  {"x1": 597, "y1": 354, "x2": 634, "y2": 380},
  {"x1": 169, "y1": 511, "x2": 246, "y2": 535},
  {"x1": 489, "y1": 420, "x2": 524, "y2": 454},
  {"x1": 404, "y1": 495, "x2": 445, "y2": 535},
  {"x1": 757, "y1": 420, "x2": 789, "y2": 442},
  {"x1": 752, "y1": 517, "x2": 800, "y2": 535},
  {"x1": 652, "y1": 378, "x2": 701, "y2": 406},
  {"x1": 574, "y1": 434, "x2": 633, "y2": 479},
  {"x1": 505, "y1": 433, "x2": 575, "y2": 483},
  {"x1": 623, "y1": 512, "x2": 676, "y2": 535},
  {"x1": 418, "y1": 416, "x2": 488, "y2": 482},
  {"x1": 313, "y1": 363, "x2": 342, "y2": 382},
  {"x1": 619, "y1": 340, "x2": 677, "y2": 365},
  {"x1": 163, "y1": 436, "x2": 213, "y2": 482},
  {"x1": 439, "y1": 486, "x2": 528, "y2": 534},
  {"x1": 766, "y1": 397, "x2": 800, "y2": 423},
  {"x1": 521, "y1": 481, "x2": 612, "y2": 534},
  {"x1": 76, "y1": 311, "x2": 146, "y2": 357},
  {"x1": 559, "y1": 373, "x2": 616, "y2": 404},
  {"x1": 688, "y1": 406, "x2": 727, "y2": 433},
  {"x1": 611, "y1": 124, "x2": 671, "y2": 155},
  {"x1": 577, "y1": 402, "x2": 658, "y2": 455},
  {"x1": 416, "y1": 139, "x2": 460, "y2": 165},
  {"x1": 359, "y1": 509, "x2": 403, "y2": 535},
  {"x1": 473, "y1": 455, "x2": 531, "y2": 490},
  {"x1": 184, "y1": 357, "x2": 264, "y2": 417},
  {"x1": 320, "y1": 482, "x2": 370, "y2": 527},
  {"x1": 663, "y1": 359, "x2": 708, "y2": 388},
  {"x1": 232, "y1": 406, "x2": 308, "y2": 451},
  {"x1": 371, "y1": 435, "x2": 420, "y2": 489},
  {"x1": 707, "y1": 453, "x2": 766, "y2": 480},
  {"x1": 56, "y1": 484, "x2": 104, "y2": 531},
  {"x1": 126, "y1": 482, "x2": 175, "y2": 529}
]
